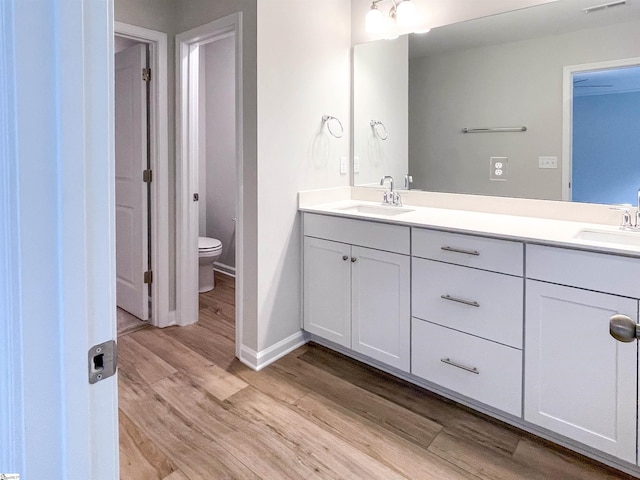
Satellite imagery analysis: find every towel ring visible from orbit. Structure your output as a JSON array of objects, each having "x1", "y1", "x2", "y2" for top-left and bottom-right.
[
  {"x1": 322, "y1": 115, "x2": 344, "y2": 138},
  {"x1": 370, "y1": 120, "x2": 388, "y2": 140}
]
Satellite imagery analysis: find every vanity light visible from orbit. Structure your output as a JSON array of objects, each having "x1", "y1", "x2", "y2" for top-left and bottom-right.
[
  {"x1": 396, "y1": 0, "x2": 417, "y2": 27},
  {"x1": 365, "y1": 0, "x2": 426, "y2": 35},
  {"x1": 366, "y1": 3, "x2": 386, "y2": 33}
]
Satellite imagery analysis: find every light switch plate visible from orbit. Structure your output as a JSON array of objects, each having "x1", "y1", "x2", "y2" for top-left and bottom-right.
[
  {"x1": 490, "y1": 157, "x2": 508, "y2": 181},
  {"x1": 354, "y1": 156, "x2": 360, "y2": 174},
  {"x1": 539, "y1": 156, "x2": 558, "y2": 169},
  {"x1": 340, "y1": 156, "x2": 347, "y2": 174}
]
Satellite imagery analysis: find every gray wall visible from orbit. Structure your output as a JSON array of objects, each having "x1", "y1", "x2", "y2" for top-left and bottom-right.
[{"x1": 409, "y1": 19, "x2": 640, "y2": 200}]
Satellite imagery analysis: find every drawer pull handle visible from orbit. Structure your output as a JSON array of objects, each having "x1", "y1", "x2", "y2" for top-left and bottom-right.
[
  {"x1": 441, "y1": 294, "x2": 480, "y2": 308},
  {"x1": 342, "y1": 255, "x2": 349, "y2": 261},
  {"x1": 441, "y1": 246, "x2": 480, "y2": 256},
  {"x1": 441, "y1": 357, "x2": 479, "y2": 374}
]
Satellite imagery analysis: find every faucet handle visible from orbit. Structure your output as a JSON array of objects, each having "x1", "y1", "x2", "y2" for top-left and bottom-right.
[
  {"x1": 610, "y1": 205, "x2": 633, "y2": 229},
  {"x1": 404, "y1": 174, "x2": 413, "y2": 190},
  {"x1": 393, "y1": 191, "x2": 402, "y2": 207}
]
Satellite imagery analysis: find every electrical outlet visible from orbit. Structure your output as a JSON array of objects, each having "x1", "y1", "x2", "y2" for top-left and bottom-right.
[
  {"x1": 340, "y1": 156, "x2": 347, "y2": 174},
  {"x1": 538, "y1": 156, "x2": 558, "y2": 169},
  {"x1": 354, "y1": 156, "x2": 360, "y2": 174},
  {"x1": 490, "y1": 157, "x2": 508, "y2": 181}
]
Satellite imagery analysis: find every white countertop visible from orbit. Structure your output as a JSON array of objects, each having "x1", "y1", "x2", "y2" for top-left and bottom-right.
[{"x1": 300, "y1": 199, "x2": 640, "y2": 257}]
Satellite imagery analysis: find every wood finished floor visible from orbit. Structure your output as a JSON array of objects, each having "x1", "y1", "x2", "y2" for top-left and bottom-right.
[{"x1": 119, "y1": 273, "x2": 632, "y2": 480}]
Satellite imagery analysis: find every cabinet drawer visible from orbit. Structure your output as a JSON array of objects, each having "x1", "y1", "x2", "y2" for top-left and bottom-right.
[
  {"x1": 527, "y1": 244, "x2": 640, "y2": 298},
  {"x1": 412, "y1": 319, "x2": 522, "y2": 417},
  {"x1": 304, "y1": 213, "x2": 410, "y2": 254},
  {"x1": 412, "y1": 228, "x2": 523, "y2": 276},
  {"x1": 412, "y1": 258, "x2": 523, "y2": 348}
]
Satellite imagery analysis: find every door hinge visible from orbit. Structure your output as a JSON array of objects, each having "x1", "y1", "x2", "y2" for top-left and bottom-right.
[
  {"x1": 89, "y1": 340, "x2": 118, "y2": 384},
  {"x1": 142, "y1": 68, "x2": 151, "y2": 82},
  {"x1": 143, "y1": 169, "x2": 152, "y2": 183},
  {"x1": 144, "y1": 270, "x2": 153, "y2": 284}
]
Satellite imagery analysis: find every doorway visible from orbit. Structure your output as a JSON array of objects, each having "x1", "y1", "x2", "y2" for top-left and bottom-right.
[
  {"x1": 562, "y1": 57, "x2": 640, "y2": 204},
  {"x1": 114, "y1": 22, "x2": 171, "y2": 328},
  {"x1": 176, "y1": 13, "x2": 244, "y2": 356}
]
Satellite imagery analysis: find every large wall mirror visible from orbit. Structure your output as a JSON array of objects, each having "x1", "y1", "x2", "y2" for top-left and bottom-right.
[{"x1": 353, "y1": 0, "x2": 640, "y2": 205}]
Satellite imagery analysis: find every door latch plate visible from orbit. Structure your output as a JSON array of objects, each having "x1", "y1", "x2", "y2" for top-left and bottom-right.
[{"x1": 88, "y1": 340, "x2": 118, "y2": 384}]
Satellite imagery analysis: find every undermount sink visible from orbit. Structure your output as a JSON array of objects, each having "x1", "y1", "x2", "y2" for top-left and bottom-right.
[
  {"x1": 574, "y1": 228, "x2": 640, "y2": 247},
  {"x1": 339, "y1": 204, "x2": 415, "y2": 216}
]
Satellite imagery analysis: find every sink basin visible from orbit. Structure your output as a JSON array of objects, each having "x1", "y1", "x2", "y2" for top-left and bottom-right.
[
  {"x1": 339, "y1": 204, "x2": 414, "y2": 216},
  {"x1": 574, "y1": 228, "x2": 640, "y2": 247}
]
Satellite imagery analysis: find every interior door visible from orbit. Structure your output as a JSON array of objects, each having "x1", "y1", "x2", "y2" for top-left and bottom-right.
[{"x1": 115, "y1": 43, "x2": 149, "y2": 320}]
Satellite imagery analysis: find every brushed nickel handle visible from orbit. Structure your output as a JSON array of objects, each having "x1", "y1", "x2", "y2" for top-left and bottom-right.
[
  {"x1": 609, "y1": 314, "x2": 639, "y2": 343},
  {"x1": 441, "y1": 246, "x2": 480, "y2": 256},
  {"x1": 351, "y1": 257, "x2": 357, "y2": 263},
  {"x1": 441, "y1": 357, "x2": 479, "y2": 374},
  {"x1": 441, "y1": 294, "x2": 480, "y2": 308},
  {"x1": 342, "y1": 255, "x2": 349, "y2": 261}
]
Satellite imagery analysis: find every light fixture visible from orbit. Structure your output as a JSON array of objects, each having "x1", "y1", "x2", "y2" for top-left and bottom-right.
[
  {"x1": 396, "y1": 0, "x2": 417, "y2": 27},
  {"x1": 365, "y1": 3, "x2": 386, "y2": 33},
  {"x1": 365, "y1": 0, "x2": 427, "y2": 36}
]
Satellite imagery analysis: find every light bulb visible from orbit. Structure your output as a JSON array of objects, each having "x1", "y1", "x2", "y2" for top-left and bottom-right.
[
  {"x1": 366, "y1": 4, "x2": 385, "y2": 33},
  {"x1": 396, "y1": 0, "x2": 416, "y2": 27}
]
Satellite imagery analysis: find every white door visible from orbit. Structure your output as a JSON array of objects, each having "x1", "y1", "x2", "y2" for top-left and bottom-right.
[
  {"x1": 525, "y1": 280, "x2": 637, "y2": 463},
  {"x1": 351, "y1": 246, "x2": 410, "y2": 371},
  {"x1": 303, "y1": 236, "x2": 352, "y2": 347},
  {"x1": 115, "y1": 43, "x2": 149, "y2": 320}
]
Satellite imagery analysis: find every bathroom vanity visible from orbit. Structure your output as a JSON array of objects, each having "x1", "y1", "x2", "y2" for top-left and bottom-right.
[{"x1": 299, "y1": 189, "x2": 640, "y2": 477}]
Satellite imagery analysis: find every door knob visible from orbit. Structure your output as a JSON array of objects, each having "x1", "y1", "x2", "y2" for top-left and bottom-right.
[
  {"x1": 351, "y1": 257, "x2": 357, "y2": 263},
  {"x1": 609, "y1": 314, "x2": 639, "y2": 343},
  {"x1": 342, "y1": 255, "x2": 349, "y2": 261}
]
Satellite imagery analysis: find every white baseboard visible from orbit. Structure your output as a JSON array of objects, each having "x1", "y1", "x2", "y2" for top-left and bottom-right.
[
  {"x1": 239, "y1": 330, "x2": 309, "y2": 371},
  {"x1": 214, "y1": 262, "x2": 235, "y2": 277}
]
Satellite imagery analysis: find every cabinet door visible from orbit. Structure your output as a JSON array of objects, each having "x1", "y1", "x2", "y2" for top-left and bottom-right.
[
  {"x1": 525, "y1": 280, "x2": 637, "y2": 463},
  {"x1": 351, "y1": 246, "x2": 410, "y2": 371},
  {"x1": 303, "y1": 237, "x2": 351, "y2": 347}
]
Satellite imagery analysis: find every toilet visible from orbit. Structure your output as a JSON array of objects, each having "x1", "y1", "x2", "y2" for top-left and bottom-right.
[{"x1": 198, "y1": 236, "x2": 223, "y2": 293}]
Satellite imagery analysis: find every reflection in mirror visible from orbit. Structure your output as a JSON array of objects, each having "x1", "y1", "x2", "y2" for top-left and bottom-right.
[{"x1": 352, "y1": 0, "x2": 640, "y2": 205}]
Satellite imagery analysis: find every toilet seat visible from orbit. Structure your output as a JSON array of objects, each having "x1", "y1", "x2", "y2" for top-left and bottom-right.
[{"x1": 199, "y1": 237, "x2": 222, "y2": 253}]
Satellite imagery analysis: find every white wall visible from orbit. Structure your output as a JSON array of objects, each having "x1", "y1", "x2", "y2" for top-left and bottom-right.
[
  {"x1": 256, "y1": 0, "x2": 351, "y2": 351},
  {"x1": 353, "y1": 36, "x2": 408, "y2": 187},
  {"x1": 408, "y1": 19, "x2": 640, "y2": 200}
]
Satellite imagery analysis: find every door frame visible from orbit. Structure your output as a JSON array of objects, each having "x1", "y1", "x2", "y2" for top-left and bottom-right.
[
  {"x1": 561, "y1": 56, "x2": 640, "y2": 201},
  {"x1": 114, "y1": 22, "x2": 171, "y2": 327},
  {"x1": 176, "y1": 12, "x2": 244, "y2": 351}
]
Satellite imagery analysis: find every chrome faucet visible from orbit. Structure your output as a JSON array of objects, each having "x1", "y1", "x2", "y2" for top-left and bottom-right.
[{"x1": 380, "y1": 175, "x2": 402, "y2": 206}]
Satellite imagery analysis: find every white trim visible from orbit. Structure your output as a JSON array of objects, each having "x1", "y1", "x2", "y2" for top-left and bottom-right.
[
  {"x1": 214, "y1": 262, "x2": 236, "y2": 277},
  {"x1": 562, "y1": 57, "x2": 640, "y2": 202},
  {"x1": 176, "y1": 13, "x2": 244, "y2": 335},
  {"x1": 114, "y1": 22, "x2": 171, "y2": 328},
  {"x1": 239, "y1": 331, "x2": 309, "y2": 371},
  {"x1": 0, "y1": 0, "x2": 23, "y2": 472}
]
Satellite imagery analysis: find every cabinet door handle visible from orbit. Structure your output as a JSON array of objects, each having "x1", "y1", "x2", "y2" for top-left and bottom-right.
[
  {"x1": 441, "y1": 294, "x2": 480, "y2": 308},
  {"x1": 609, "y1": 314, "x2": 640, "y2": 343},
  {"x1": 351, "y1": 257, "x2": 357, "y2": 263},
  {"x1": 441, "y1": 246, "x2": 480, "y2": 256},
  {"x1": 342, "y1": 255, "x2": 349, "y2": 261},
  {"x1": 441, "y1": 357, "x2": 479, "y2": 374}
]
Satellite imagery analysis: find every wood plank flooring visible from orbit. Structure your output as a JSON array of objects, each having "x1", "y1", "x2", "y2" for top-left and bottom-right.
[{"x1": 119, "y1": 273, "x2": 633, "y2": 479}]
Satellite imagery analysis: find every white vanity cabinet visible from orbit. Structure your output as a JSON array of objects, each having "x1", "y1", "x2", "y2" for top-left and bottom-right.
[
  {"x1": 525, "y1": 245, "x2": 640, "y2": 464},
  {"x1": 411, "y1": 228, "x2": 524, "y2": 416},
  {"x1": 303, "y1": 213, "x2": 411, "y2": 371}
]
